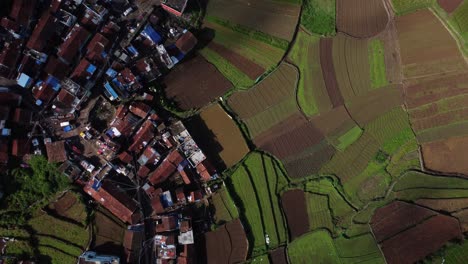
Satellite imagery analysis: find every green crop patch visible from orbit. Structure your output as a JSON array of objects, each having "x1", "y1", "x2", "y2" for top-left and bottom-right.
[
  {"x1": 301, "y1": 0, "x2": 336, "y2": 35},
  {"x1": 211, "y1": 187, "x2": 240, "y2": 226},
  {"x1": 394, "y1": 171, "x2": 468, "y2": 191},
  {"x1": 392, "y1": 0, "x2": 435, "y2": 15},
  {"x1": 288, "y1": 230, "x2": 340, "y2": 264},
  {"x1": 305, "y1": 193, "x2": 335, "y2": 233},
  {"x1": 368, "y1": 39, "x2": 389, "y2": 89},
  {"x1": 443, "y1": 241, "x2": 468, "y2": 263},
  {"x1": 336, "y1": 126, "x2": 363, "y2": 151},
  {"x1": 335, "y1": 234, "x2": 385, "y2": 263}
]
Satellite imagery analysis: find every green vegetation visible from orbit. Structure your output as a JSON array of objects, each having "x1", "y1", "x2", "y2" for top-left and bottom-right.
[
  {"x1": 288, "y1": 230, "x2": 340, "y2": 264},
  {"x1": 305, "y1": 193, "x2": 334, "y2": 233},
  {"x1": 249, "y1": 254, "x2": 271, "y2": 264},
  {"x1": 394, "y1": 171, "x2": 468, "y2": 191},
  {"x1": 301, "y1": 0, "x2": 336, "y2": 35},
  {"x1": 0, "y1": 155, "x2": 70, "y2": 225},
  {"x1": 210, "y1": 187, "x2": 239, "y2": 226},
  {"x1": 391, "y1": 0, "x2": 435, "y2": 15},
  {"x1": 443, "y1": 241, "x2": 468, "y2": 263},
  {"x1": 449, "y1": 0, "x2": 468, "y2": 52},
  {"x1": 205, "y1": 16, "x2": 289, "y2": 50},
  {"x1": 335, "y1": 234, "x2": 385, "y2": 263},
  {"x1": 227, "y1": 152, "x2": 289, "y2": 255},
  {"x1": 368, "y1": 39, "x2": 389, "y2": 89},
  {"x1": 336, "y1": 126, "x2": 363, "y2": 151},
  {"x1": 199, "y1": 48, "x2": 255, "y2": 89}
]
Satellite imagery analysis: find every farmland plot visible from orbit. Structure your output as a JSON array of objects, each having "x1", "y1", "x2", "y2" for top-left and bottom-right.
[
  {"x1": 305, "y1": 192, "x2": 334, "y2": 233},
  {"x1": 205, "y1": 219, "x2": 249, "y2": 264},
  {"x1": 421, "y1": 136, "x2": 468, "y2": 176},
  {"x1": 205, "y1": 0, "x2": 301, "y2": 41},
  {"x1": 281, "y1": 189, "x2": 309, "y2": 240},
  {"x1": 415, "y1": 198, "x2": 468, "y2": 212},
  {"x1": 334, "y1": 234, "x2": 385, "y2": 263},
  {"x1": 438, "y1": 0, "x2": 464, "y2": 13},
  {"x1": 287, "y1": 230, "x2": 341, "y2": 264},
  {"x1": 336, "y1": 0, "x2": 389, "y2": 38}
]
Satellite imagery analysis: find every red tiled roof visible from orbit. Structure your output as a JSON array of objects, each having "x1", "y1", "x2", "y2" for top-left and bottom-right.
[
  {"x1": 0, "y1": 93, "x2": 21, "y2": 106},
  {"x1": 55, "y1": 89, "x2": 75, "y2": 107},
  {"x1": 50, "y1": 0, "x2": 63, "y2": 13},
  {"x1": 151, "y1": 195, "x2": 164, "y2": 214},
  {"x1": 148, "y1": 161, "x2": 176, "y2": 185},
  {"x1": 1, "y1": 17, "x2": 19, "y2": 32},
  {"x1": 156, "y1": 216, "x2": 177, "y2": 233},
  {"x1": 32, "y1": 81, "x2": 57, "y2": 104},
  {"x1": 101, "y1": 21, "x2": 120, "y2": 39},
  {"x1": 196, "y1": 163, "x2": 211, "y2": 182},
  {"x1": 84, "y1": 180, "x2": 138, "y2": 223},
  {"x1": 12, "y1": 139, "x2": 30, "y2": 157},
  {"x1": 0, "y1": 106, "x2": 10, "y2": 120},
  {"x1": 0, "y1": 42, "x2": 20, "y2": 76},
  {"x1": 13, "y1": 108, "x2": 32, "y2": 124},
  {"x1": 129, "y1": 102, "x2": 151, "y2": 119},
  {"x1": 10, "y1": 0, "x2": 36, "y2": 27},
  {"x1": 0, "y1": 139, "x2": 9, "y2": 165},
  {"x1": 167, "y1": 150, "x2": 184, "y2": 166},
  {"x1": 86, "y1": 33, "x2": 109, "y2": 64},
  {"x1": 45, "y1": 141, "x2": 67, "y2": 163},
  {"x1": 176, "y1": 188, "x2": 185, "y2": 203},
  {"x1": 129, "y1": 120, "x2": 154, "y2": 152},
  {"x1": 175, "y1": 31, "x2": 197, "y2": 54},
  {"x1": 71, "y1": 58, "x2": 93, "y2": 81},
  {"x1": 137, "y1": 165, "x2": 150, "y2": 178},
  {"x1": 44, "y1": 56, "x2": 69, "y2": 80},
  {"x1": 179, "y1": 169, "x2": 191, "y2": 185},
  {"x1": 57, "y1": 25, "x2": 91, "y2": 64},
  {"x1": 134, "y1": 58, "x2": 151, "y2": 73},
  {"x1": 118, "y1": 151, "x2": 133, "y2": 164},
  {"x1": 27, "y1": 12, "x2": 56, "y2": 52}
]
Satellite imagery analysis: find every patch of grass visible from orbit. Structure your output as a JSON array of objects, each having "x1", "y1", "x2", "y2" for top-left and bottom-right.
[
  {"x1": 248, "y1": 254, "x2": 270, "y2": 264},
  {"x1": 443, "y1": 241, "x2": 468, "y2": 263},
  {"x1": 449, "y1": 0, "x2": 468, "y2": 53},
  {"x1": 228, "y1": 152, "x2": 289, "y2": 254},
  {"x1": 394, "y1": 171, "x2": 468, "y2": 191},
  {"x1": 336, "y1": 126, "x2": 363, "y2": 151},
  {"x1": 374, "y1": 150, "x2": 389, "y2": 163},
  {"x1": 211, "y1": 187, "x2": 240, "y2": 226},
  {"x1": 199, "y1": 48, "x2": 255, "y2": 89},
  {"x1": 288, "y1": 230, "x2": 340, "y2": 264},
  {"x1": 301, "y1": 0, "x2": 336, "y2": 35},
  {"x1": 305, "y1": 193, "x2": 334, "y2": 233},
  {"x1": 391, "y1": 0, "x2": 435, "y2": 15},
  {"x1": 205, "y1": 16, "x2": 289, "y2": 50},
  {"x1": 368, "y1": 39, "x2": 389, "y2": 89},
  {"x1": 381, "y1": 126, "x2": 415, "y2": 154},
  {"x1": 334, "y1": 234, "x2": 385, "y2": 263}
]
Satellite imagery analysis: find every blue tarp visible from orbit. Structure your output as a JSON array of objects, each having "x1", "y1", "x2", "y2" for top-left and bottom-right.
[
  {"x1": 63, "y1": 125, "x2": 72, "y2": 132},
  {"x1": 104, "y1": 82, "x2": 119, "y2": 99},
  {"x1": 17, "y1": 73, "x2": 32, "y2": 88},
  {"x1": 106, "y1": 68, "x2": 117, "y2": 78},
  {"x1": 45, "y1": 76, "x2": 61, "y2": 91},
  {"x1": 127, "y1": 45, "x2": 139, "y2": 57},
  {"x1": 36, "y1": 99, "x2": 43, "y2": 106},
  {"x1": 142, "y1": 24, "x2": 162, "y2": 44},
  {"x1": 86, "y1": 64, "x2": 97, "y2": 75},
  {"x1": 92, "y1": 180, "x2": 102, "y2": 191}
]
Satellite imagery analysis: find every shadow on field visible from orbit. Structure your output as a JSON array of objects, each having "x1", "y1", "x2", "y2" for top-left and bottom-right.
[{"x1": 185, "y1": 114, "x2": 227, "y2": 171}]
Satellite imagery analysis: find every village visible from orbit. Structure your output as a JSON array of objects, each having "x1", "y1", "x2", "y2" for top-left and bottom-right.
[{"x1": 0, "y1": 0, "x2": 217, "y2": 263}]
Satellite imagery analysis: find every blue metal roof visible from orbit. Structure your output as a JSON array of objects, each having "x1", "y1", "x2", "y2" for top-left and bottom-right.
[
  {"x1": 106, "y1": 68, "x2": 117, "y2": 78},
  {"x1": 86, "y1": 64, "x2": 97, "y2": 75},
  {"x1": 92, "y1": 180, "x2": 102, "y2": 191},
  {"x1": 142, "y1": 24, "x2": 162, "y2": 44},
  {"x1": 127, "y1": 45, "x2": 139, "y2": 56},
  {"x1": 17, "y1": 73, "x2": 32, "y2": 88},
  {"x1": 104, "y1": 82, "x2": 119, "y2": 99},
  {"x1": 45, "y1": 76, "x2": 61, "y2": 91}
]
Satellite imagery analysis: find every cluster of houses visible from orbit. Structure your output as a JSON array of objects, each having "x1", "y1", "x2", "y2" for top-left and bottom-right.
[{"x1": 0, "y1": 0, "x2": 212, "y2": 263}]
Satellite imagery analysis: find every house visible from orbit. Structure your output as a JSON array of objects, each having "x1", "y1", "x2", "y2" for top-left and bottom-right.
[
  {"x1": 0, "y1": 92, "x2": 21, "y2": 106},
  {"x1": 123, "y1": 228, "x2": 144, "y2": 264},
  {"x1": 136, "y1": 165, "x2": 151, "y2": 178},
  {"x1": 140, "y1": 24, "x2": 163, "y2": 45},
  {"x1": 78, "y1": 251, "x2": 119, "y2": 264},
  {"x1": 84, "y1": 180, "x2": 138, "y2": 223},
  {"x1": 155, "y1": 215, "x2": 178, "y2": 233},
  {"x1": 0, "y1": 41, "x2": 21, "y2": 78},
  {"x1": 118, "y1": 151, "x2": 133, "y2": 164},
  {"x1": 137, "y1": 146, "x2": 161, "y2": 167},
  {"x1": 86, "y1": 33, "x2": 110, "y2": 64},
  {"x1": 9, "y1": 0, "x2": 36, "y2": 28},
  {"x1": 129, "y1": 102, "x2": 151, "y2": 119},
  {"x1": 0, "y1": 139, "x2": 9, "y2": 168},
  {"x1": 133, "y1": 57, "x2": 161, "y2": 83},
  {"x1": 53, "y1": 88, "x2": 76, "y2": 111},
  {"x1": 44, "y1": 56, "x2": 69, "y2": 80},
  {"x1": 175, "y1": 30, "x2": 197, "y2": 55},
  {"x1": 70, "y1": 58, "x2": 97, "y2": 84},
  {"x1": 26, "y1": 12, "x2": 57, "y2": 52},
  {"x1": 13, "y1": 108, "x2": 32, "y2": 125},
  {"x1": 161, "y1": 0, "x2": 189, "y2": 17},
  {"x1": 57, "y1": 24, "x2": 91, "y2": 64},
  {"x1": 1, "y1": 17, "x2": 19, "y2": 34},
  {"x1": 100, "y1": 21, "x2": 120, "y2": 40},
  {"x1": 32, "y1": 76, "x2": 61, "y2": 106},
  {"x1": 11, "y1": 139, "x2": 30, "y2": 157},
  {"x1": 45, "y1": 140, "x2": 67, "y2": 163},
  {"x1": 81, "y1": 4, "x2": 108, "y2": 29}
]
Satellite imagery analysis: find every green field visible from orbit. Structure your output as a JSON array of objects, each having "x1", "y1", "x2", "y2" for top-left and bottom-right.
[
  {"x1": 336, "y1": 126, "x2": 363, "y2": 151},
  {"x1": 288, "y1": 230, "x2": 340, "y2": 264},
  {"x1": 443, "y1": 241, "x2": 468, "y2": 263},
  {"x1": 228, "y1": 152, "x2": 289, "y2": 254},
  {"x1": 301, "y1": 0, "x2": 336, "y2": 35},
  {"x1": 305, "y1": 193, "x2": 334, "y2": 233},
  {"x1": 449, "y1": 0, "x2": 468, "y2": 53},
  {"x1": 368, "y1": 39, "x2": 389, "y2": 89},
  {"x1": 199, "y1": 48, "x2": 255, "y2": 89},
  {"x1": 211, "y1": 187, "x2": 240, "y2": 225},
  {"x1": 335, "y1": 234, "x2": 385, "y2": 263},
  {"x1": 391, "y1": 0, "x2": 435, "y2": 15},
  {"x1": 394, "y1": 171, "x2": 468, "y2": 191}
]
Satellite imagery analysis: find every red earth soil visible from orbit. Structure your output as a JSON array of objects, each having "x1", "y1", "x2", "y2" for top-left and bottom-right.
[
  {"x1": 409, "y1": 104, "x2": 439, "y2": 120},
  {"x1": 370, "y1": 201, "x2": 437, "y2": 242},
  {"x1": 269, "y1": 247, "x2": 288, "y2": 264},
  {"x1": 311, "y1": 105, "x2": 355, "y2": 136},
  {"x1": 320, "y1": 38, "x2": 344, "y2": 108},
  {"x1": 422, "y1": 136, "x2": 468, "y2": 177},
  {"x1": 416, "y1": 198, "x2": 468, "y2": 212},
  {"x1": 254, "y1": 113, "x2": 325, "y2": 159},
  {"x1": 208, "y1": 42, "x2": 265, "y2": 80},
  {"x1": 281, "y1": 189, "x2": 309, "y2": 240},
  {"x1": 438, "y1": 0, "x2": 464, "y2": 13},
  {"x1": 336, "y1": 0, "x2": 389, "y2": 38},
  {"x1": 412, "y1": 107, "x2": 468, "y2": 131},
  {"x1": 380, "y1": 214, "x2": 462, "y2": 264},
  {"x1": 164, "y1": 55, "x2": 232, "y2": 110},
  {"x1": 204, "y1": 219, "x2": 248, "y2": 264}
]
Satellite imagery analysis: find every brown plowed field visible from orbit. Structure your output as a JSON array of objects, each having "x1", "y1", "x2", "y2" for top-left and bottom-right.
[
  {"x1": 197, "y1": 103, "x2": 249, "y2": 168},
  {"x1": 164, "y1": 55, "x2": 232, "y2": 110},
  {"x1": 371, "y1": 201, "x2": 437, "y2": 242},
  {"x1": 412, "y1": 107, "x2": 468, "y2": 131},
  {"x1": 205, "y1": 219, "x2": 248, "y2": 264},
  {"x1": 254, "y1": 113, "x2": 324, "y2": 159},
  {"x1": 206, "y1": 0, "x2": 301, "y2": 41},
  {"x1": 281, "y1": 189, "x2": 309, "y2": 240},
  {"x1": 336, "y1": 0, "x2": 389, "y2": 38},
  {"x1": 380, "y1": 214, "x2": 462, "y2": 264},
  {"x1": 416, "y1": 198, "x2": 468, "y2": 212},
  {"x1": 320, "y1": 38, "x2": 344, "y2": 108},
  {"x1": 453, "y1": 209, "x2": 468, "y2": 232},
  {"x1": 311, "y1": 106, "x2": 356, "y2": 136},
  {"x1": 438, "y1": 0, "x2": 464, "y2": 13},
  {"x1": 208, "y1": 42, "x2": 265, "y2": 80},
  {"x1": 422, "y1": 136, "x2": 468, "y2": 177},
  {"x1": 269, "y1": 247, "x2": 288, "y2": 264},
  {"x1": 283, "y1": 141, "x2": 336, "y2": 178},
  {"x1": 409, "y1": 104, "x2": 439, "y2": 120},
  {"x1": 406, "y1": 88, "x2": 468, "y2": 110}
]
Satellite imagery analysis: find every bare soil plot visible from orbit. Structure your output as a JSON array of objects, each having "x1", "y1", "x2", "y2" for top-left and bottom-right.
[
  {"x1": 204, "y1": 219, "x2": 248, "y2": 264},
  {"x1": 269, "y1": 246, "x2": 287, "y2": 264},
  {"x1": 416, "y1": 198, "x2": 468, "y2": 212},
  {"x1": 380, "y1": 214, "x2": 462, "y2": 264},
  {"x1": 281, "y1": 189, "x2": 309, "y2": 240},
  {"x1": 336, "y1": 0, "x2": 389, "y2": 38},
  {"x1": 453, "y1": 209, "x2": 468, "y2": 232},
  {"x1": 320, "y1": 38, "x2": 344, "y2": 107},
  {"x1": 421, "y1": 136, "x2": 468, "y2": 176},
  {"x1": 396, "y1": 10, "x2": 466, "y2": 78},
  {"x1": 206, "y1": 0, "x2": 301, "y2": 41},
  {"x1": 197, "y1": 103, "x2": 249, "y2": 168},
  {"x1": 371, "y1": 201, "x2": 437, "y2": 242},
  {"x1": 207, "y1": 42, "x2": 265, "y2": 80},
  {"x1": 438, "y1": 0, "x2": 464, "y2": 14},
  {"x1": 164, "y1": 55, "x2": 232, "y2": 110},
  {"x1": 93, "y1": 208, "x2": 126, "y2": 257}
]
